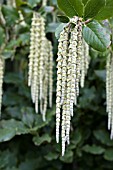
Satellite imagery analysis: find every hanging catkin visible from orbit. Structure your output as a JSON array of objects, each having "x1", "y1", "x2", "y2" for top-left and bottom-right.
[
  {"x1": 56, "y1": 16, "x2": 90, "y2": 156},
  {"x1": 106, "y1": 52, "x2": 113, "y2": 138},
  {"x1": 0, "y1": 56, "x2": 4, "y2": 115},
  {"x1": 80, "y1": 39, "x2": 90, "y2": 88},
  {"x1": 28, "y1": 12, "x2": 53, "y2": 121}
]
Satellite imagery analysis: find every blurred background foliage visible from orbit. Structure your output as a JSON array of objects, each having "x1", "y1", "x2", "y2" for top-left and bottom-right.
[{"x1": 0, "y1": 0, "x2": 113, "y2": 170}]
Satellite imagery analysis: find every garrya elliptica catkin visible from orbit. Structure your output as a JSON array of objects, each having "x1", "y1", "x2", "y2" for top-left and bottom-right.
[
  {"x1": 80, "y1": 39, "x2": 90, "y2": 88},
  {"x1": 56, "y1": 16, "x2": 90, "y2": 156},
  {"x1": 0, "y1": 56, "x2": 4, "y2": 115},
  {"x1": 28, "y1": 12, "x2": 53, "y2": 121},
  {"x1": 106, "y1": 52, "x2": 113, "y2": 138}
]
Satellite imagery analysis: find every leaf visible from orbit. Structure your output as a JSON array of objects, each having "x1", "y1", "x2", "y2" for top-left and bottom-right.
[
  {"x1": 2, "y1": 49, "x2": 15, "y2": 59},
  {"x1": 68, "y1": 0, "x2": 84, "y2": 16},
  {"x1": 57, "y1": 0, "x2": 77, "y2": 18},
  {"x1": 0, "y1": 129, "x2": 15, "y2": 142},
  {"x1": 0, "y1": 27, "x2": 5, "y2": 47},
  {"x1": 44, "y1": 6, "x2": 54, "y2": 13},
  {"x1": 95, "y1": 0, "x2": 113, "y2": 20},
  {"x1": 94, "y1": 70, "x2": 106, "y2": 81},
  {"x1": 84, "y1": 0, "x2": 105, "y2": 19},
  {"x1": 15, "y1": 0, "x2": 27, "y2": 7},
  {"x1": 60, "y1": 150, "x2": 73, "y2": 163},
  {"x1": 4, "y1": 73, "x2": 23, "y2": 85},
  {"x1": 82, "y1": 0, "x2": 89, "y2": 5},
  {"x1": 33, "y1": 134, "x2": 51, "y2": 146},
  {"x1": 57, "y1": 15, "x2": 69, "y2": 23},
  {"x1": 93, "y1": 130, "x2": 113, "y2": 146},
  {"x1": 46, "y1": 23, "x2": 60, "y2": 33},
  {"x1": 0, "y1": 119, "x2": 29, "y2": 136},
  {"x1": 21, "y1": 107, "x2": 35, "y2": 128},
  {"x1": 104, "y1": 149, "x2": 113, "y2": 161},
  {"x1": 83, "y1": 20, "x2": 111, "y2": 52},
  {"x1": 2, "y1": 5, "x2": 19, "y2": 26},
  {"x1": 44, "y1": 152, "x2": 59, "y2": 161},
  {"x1": 28, "y1": 0, "x2": 41, "y2": 7},
  {"x1": 72, "y1": 129, "x2": 82, "y2": 146},
  {"x1": 55, "y1": 23, "x2": 67, "y2": 39},
  {"x1": 82, "y1": 144, "x2": 105, "y2": 155},
  {"x1": 18, "y1": 33, "x2": 30, "y2": 45}
]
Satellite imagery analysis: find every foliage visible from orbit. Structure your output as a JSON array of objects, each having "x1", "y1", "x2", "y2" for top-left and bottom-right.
[{"x1": 0, "y1": 0, "x2": 113, "y2": 169}]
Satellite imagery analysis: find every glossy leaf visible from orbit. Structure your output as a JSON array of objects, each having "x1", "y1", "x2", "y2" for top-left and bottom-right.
[
  {"x1": 33, "y1": 134, "x2": 51, "y2": 146},
  {"x1": 0, "y1": 27, "x2": 5, "y2": 47},
  {"x1": 104, "y1": 149, "x2": 113, "y2": 161},
  {"x1": 0, "y1": 129, "x2": 15, "y2": 142},
  {"x1": 57, "y1": 15, "x2": 69, "y2": 23},
  {"x1": 28, "y1": 0, "x2": 41, "y2": 7},
  {"x1": 84, "y1": 0, "x2": 105, "y2": 19},
  {"x1": 68, "y1": 0, "x2": 84, "y2": 16},
  {"x1": 83, "y1": 21, "x2": 111, "y2": 52},
  {"x1": 95, "y1": 0, "x2": 113, "y2": 20},
  {"x1": 82, "y1": 145, "x2": 105, "y2": 154},
  {"x1": 93, "y1": 130, "x2": 113, "y2": 146},
  {"x1": 55, "y1": 23, "x2": 67, "y2": 39},
  {"x1": 2, "y1": 5, "x2": 19, "y2": 25},
  {"x1": 44, "y1": 152, "x2": 59, "y2": 161},
  {"x1": 82, "y1": 0, "x2": 89, "y2": 5},
  {"x1": 57, "y1": 0, "x2": 77, "y2": 18}
]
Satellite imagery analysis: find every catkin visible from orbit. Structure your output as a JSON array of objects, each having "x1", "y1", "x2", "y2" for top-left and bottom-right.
[
  {"x1": 28, "y1": 12, "x2": 53, "y2": 120},
  {"x1": 0, "y1": 56, "x2": 4, "y2": 115},
  {"x1": 56, "y1": 16, "x2": 90, "y2": 155},
  {"x1": 80, "y1": 39, "x2": 90, "y2": 88},
  {"x1": 106, "y1": 53, "x2": 113, "y2": 138}
]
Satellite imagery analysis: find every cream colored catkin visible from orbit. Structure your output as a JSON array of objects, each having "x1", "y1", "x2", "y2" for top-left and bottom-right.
[
  {"x1": 0, "y1": 56, "x2": 4, "y2": 115},
  {"x1": 28, "y1": 12, "x2": 53, "y2": 120},
  {"x1": 76, "y1": 18, "x2": 83, "y2": 97},
  {"x1": 106, "y1": 53, "x2": 113, "y2": 138},
  {"x1": 80, "y1": 39, "x2": 90, "y2": 88},
  {"x1": 48, "y1": 41, "x2": 53, "y2": 108},
  {"x1": 56, "y1": 16, "x2": 85, "y2": 155}
]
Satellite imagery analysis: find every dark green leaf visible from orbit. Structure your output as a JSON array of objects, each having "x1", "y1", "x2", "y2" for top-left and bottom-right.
[
  {"x1": 1, "y1": 119, "x2": 29, "y2": 135},
  {"x1": 15, "y1": 0, "x2": 27, "y2": 7},
  {"x1": 82, "y1": 144, "x2": 105, "y2": 154},
  {"x1": 94, "y1": 130, "x2": 113, "y2": 146},
  {"x1": 82, "y1": 0, "x2": 89, "y2": 5},
  {"x1": 0, "y1": 129, "x2": 15, "y2": 142},
  {"x1": 2, "y1": 49, "x2": 15, "y2": 59},
  {"x1": 83, "y1": 21, "x2": 111, "y2": 52},
  {"x1": 4, "y1": 73, "x2": 23, "y2": 85},
  {"x1": 33, "y1": 134, "x2": 51, "y2": 146},
  {"x1": 0, "y1": 27, "x2": 5, "y2": 47},
  {"x1": 28, "y1": 0, "x2": 41, "y2": 7},
  {"x1": 95, "y1": 0, "x2": 113, "y2": 20},
  {"x1": 72, "y1": 129, "x2": 82, "y2": 146},
  {"x1": 57, "y1": 15, "x2": 69, "y2": 23},
  {"x1": 57, "y1": 0, "x2": 77, "y2": 18},
  {"x1": 44, "y1": 152, "x2": 59, "y2": 161},
  {"x1": 2, "y1": 5, "x2": 19, "y2": 25},
  {"x1": 55, "y1": 23, "x2": 67, "y2": 39},
  {"x1": 68, "y1": 0, "x2": 84, "y2": 16},
  {"x1": 21, "y1": 107, "x2": 35, "y2": 128},
  {"x1": 60, "y1": 150, "x2": 73, "y2": 163},
  {"x1": 84, "y1": 0, "x2": 105, "y2": 19},
  {"x1": 46, "y1": 23, "x2": 60, "y2": 33},
  {"x1": 104, "y1": 149, "x2": 113, "y2": 161},
  {"x1": 94, "y1": 70, "x2": 106, "y2": 81}
]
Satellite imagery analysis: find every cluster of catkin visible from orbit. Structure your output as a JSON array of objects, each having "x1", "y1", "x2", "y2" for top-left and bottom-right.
[
  {"x1": 28, "y1": 12, "x2": 53, "y2": 121},
  {"x1": 0, "y1": 56, "x2": 4, "y2": 115},
  {"x1": 56, "y1": 16, "x2": 90, "y2": 156},
  {"x1": 106, "y1": 52, "x2": 113, "y2": 139}
]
